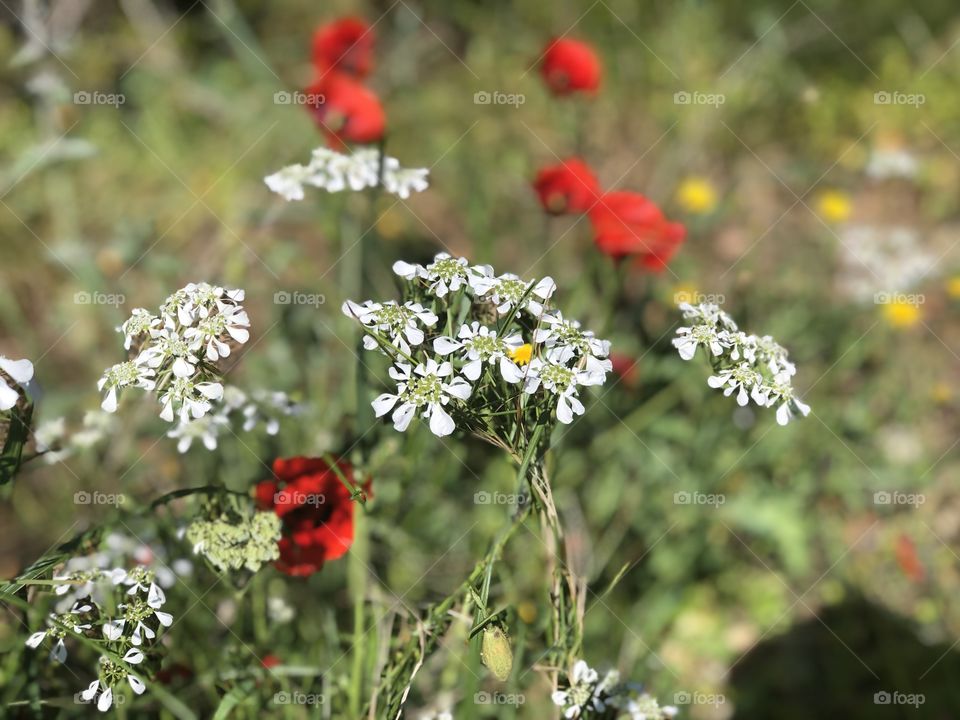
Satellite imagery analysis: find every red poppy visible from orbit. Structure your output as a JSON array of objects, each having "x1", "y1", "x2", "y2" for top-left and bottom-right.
[
  {"x1": 588, "y1": 191, "x2": 686, "y2": 270},
  {"x1": 255, "y1": 456, "x2": 366, "y2": 577},
  {"x1": 894, "y1": 534, "x2": 924, "y2": 583},
  {"x1": 533, "y1": 158, "x2": 602, "y2": 215},
  {"x1": 261, "y1": 655, "x2": 282, "y2": 669},
  {"x1": 610, "y1": 352, "x2": 640, "y2": 387},
  {"x1": 306, "y1": 73, "x2": 385, "y2": 147},
  {"x1": 312, "y1": 17, "x2": 375, "y2": 79},
  {"x1": 540, "y1": 38, "x2": 602, "y2": 96}
]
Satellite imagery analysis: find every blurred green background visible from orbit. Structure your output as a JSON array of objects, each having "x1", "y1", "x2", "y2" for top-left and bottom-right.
[{"x1": 1, "y1": 0, "x2": 959, "y2": 717}]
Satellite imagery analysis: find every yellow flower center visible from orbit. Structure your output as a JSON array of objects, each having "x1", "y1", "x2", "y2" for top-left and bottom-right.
[{"x1": 510, "y1": 344, "x2": 533, "y2": 365}]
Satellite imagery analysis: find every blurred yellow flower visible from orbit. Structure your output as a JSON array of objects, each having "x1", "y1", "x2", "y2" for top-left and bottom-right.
[
  {"x1": 947, "y1": 275, "x2": 960, "y2": 299},
  {"x1": 671, "y1": 282, "x2": 700, "y2": 305},
  {"x1": 517, "y1": 600, "x2": 537, "y2": 624},
  {"x1": 931, "y1": 382, "x2": 952, "y2": 404},
  {"x1": 816, "y1": 190, "x2": 852, "y2": 223},
  {"x1": 510, "y1": 344, "x2": 533, "y2": 365},
  {"x1": 676, "y1": 177, "x2": 717, "y2": 214},
  {"x1": 882, "y1": 300, "x2": 921, "y2": 328}
]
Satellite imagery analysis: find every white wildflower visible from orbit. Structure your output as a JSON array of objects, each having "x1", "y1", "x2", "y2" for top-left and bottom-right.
[
  {"x1": 342, "y1": 300, "x2": 438, "y2": 354},
  {"x1": 673, "y1": 301, "x2": 810, "y2": 425},
  {"x1": 433, "y1": 322, "x2": 525, "y2": 382},
  {"x1": 534, "y1": 311, "x2": 612, "y2": 378},
  {"x1": 97, "y1": 361, "x2": 156, "y2": 413},
  {"x1": 265, "y1": 147, "x2": 429, "y2": 200},
  {"x1": 371, "y1": 359, "x2": 472, "y2": 437},
  {"x1": 118, "y1": 308, "x2": 161, "y2": 350},
  {"x1": 524, "y1": 348, "x2": 601, "y2": 424},
  {"x1": 472, "y1": 272, "x2": 556, "y2": 317},
  {"x1": 393, "y1": 252, "x2": 490, "y2": 298}
]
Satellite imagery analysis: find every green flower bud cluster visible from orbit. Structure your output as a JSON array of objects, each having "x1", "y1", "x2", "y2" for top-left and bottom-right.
[{"x1": 186, "y1": 510, "x2": 281, "y2": 574}]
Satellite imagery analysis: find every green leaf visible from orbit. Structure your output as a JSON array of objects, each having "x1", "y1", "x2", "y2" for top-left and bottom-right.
[{"x1": 0, "y1": 402, "x2": 33, "y2": 486}]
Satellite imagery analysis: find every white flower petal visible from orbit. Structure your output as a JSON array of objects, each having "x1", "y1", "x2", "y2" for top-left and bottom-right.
[
  {"x1": 392, "y1": 403, "x2": 416, "y2": 432},
  {"x1": 97, "y1": 687, "x2": 113, "y2": 712},
  {"x1": 428, "y1": 403, "x2": 455, "y2": 437},
  {"x1": 372, "y1": 393, "x2": 399, "y2": 418},
  {"x1": 0, "y1": 357, "x2": 33, "y2": 383}
]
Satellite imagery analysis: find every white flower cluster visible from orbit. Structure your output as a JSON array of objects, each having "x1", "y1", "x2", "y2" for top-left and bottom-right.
[
  {"x1": 342, "y1": 253, "x2": 611, "y2": 438},
  {"x1": 837, "y1": 225, "x2": 935, "y2": 302},
  {"x1": 552, "y1": 660, "x2": 678, "y2": 719},
  {"x1": 673, "y1": 302, "x2": 810, "y2": 426},
  {"x1": 865, "y1": 146, "x2": 918, "y2": 181},
  {"x1": 25, "y1": 566, "x2": 174, "y2": 712},
  {"x1": 265, "y1": 147, "x2": 429, "y2": 201},
  {"x1": 98, "y1": 283, "x2": 249, "y2": 423},
  {"x1": 0, "y1": 355, "x2": 33, "y2": 411},
  {"x1": 34, "y1": 410, "x2": 119, "y2": 464},
  {"x1": 166, "y1": 385, "x2": 300, "y2": 453}
]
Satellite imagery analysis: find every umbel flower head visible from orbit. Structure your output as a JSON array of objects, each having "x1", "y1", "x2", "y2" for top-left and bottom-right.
[
  {"x1": 25, "y1": 564, "x2": 175, "y2": 713},
  {"x1": 343, "y1": 253, "x2": 612, "y2": 440},
  {"x1": 166, "y1": 385, "x2": 300, "y2": 454},
  {"x1": 673, "y1": 301, "x2": 811, "y2": 425},
  {"x1": 265, "y1": 146, "x2": 429, "y2": 201},
  {"x1": 97, "y1": 283, "x2": 249, "y2": 423},
  {"x1": 186, "y1": 510, "x2": 281, "y2": 574},
  {"x1": 551, "y1": 659, "x2": 678, "y2": 719}
]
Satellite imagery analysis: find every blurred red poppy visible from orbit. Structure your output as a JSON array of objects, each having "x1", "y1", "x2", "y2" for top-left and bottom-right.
[
  {"x1": 588, "y1": 191, "x2": 686, "y2": 269},
  {"x1": 610, "y1": 352, "x2": 640, "y2": 387},
  {"x1": 895, "y1": 534, "x2": 924, "y2": 583},
  {"x1": 540, "y1": 38, "x2": 602, "y2": 96},
  {"x1": 255, "y1": 456, "x2": 365, "y2": 577},
  {"x1": 533, "y1": 158, "x2": 602, "y2": 215},
  {"x1": 306, "y1": 73, "x2": 386, "y2": 147},
  {"x1": 312, "y1": 17, "x2": 375, "y2": 79},
  {"x1": 261, "y1": 655, "x2": 282, "y2": 669}
]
